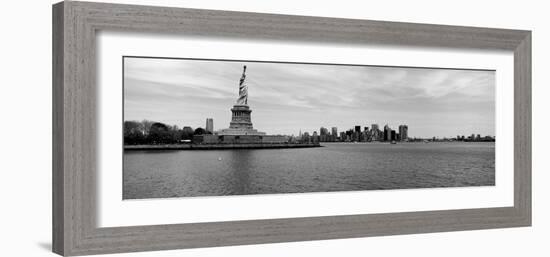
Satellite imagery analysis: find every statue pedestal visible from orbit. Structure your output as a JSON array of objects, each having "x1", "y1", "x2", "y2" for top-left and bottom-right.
[
  {"x1": 218, "y1": 105, "x2": 266, "y2": 136},
  {"x1": 229, "y1": 105, "x2": 253, "y2": 129}
]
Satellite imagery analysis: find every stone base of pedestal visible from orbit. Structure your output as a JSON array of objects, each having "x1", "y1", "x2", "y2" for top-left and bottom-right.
[
  {"x1": 218, "y1": 104, "x2": 267, "y2": 136},
  {"x1": 217, "y1": 128, "x2": 266, "y2": 136}
]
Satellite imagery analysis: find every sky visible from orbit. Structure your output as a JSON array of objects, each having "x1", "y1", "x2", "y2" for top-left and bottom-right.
[{"x1": 124, "y1": 57, "x2": 495, "y2": 138}]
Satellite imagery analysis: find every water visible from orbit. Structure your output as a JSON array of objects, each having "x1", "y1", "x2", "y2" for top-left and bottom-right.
[{"x1": 123, "y1": 142, "x2": 495, "y2": 199}]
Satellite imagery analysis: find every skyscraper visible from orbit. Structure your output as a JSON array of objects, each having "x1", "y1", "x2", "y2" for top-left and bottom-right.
[
  {"x1": 398, "y1": 125, "x2": 408, "y2": 141},
  {"x1": 362, "y1": 127, "x2": 369, "y2": 142},
  {"x1": 331, "y1": 127, "x2": 338, "y2": 137},
  {"x1": 205, "y1": 118, "x2": 214, "y2": 134},
  {"x1": 320, "y1": 127, "x2": 329, "y2": 142},
  {"x1": 353, "y1": 126, "x2": 361, "y2": 142},
  {"x1": 384, "y1": 124, "x2": 391, "y2": 141},
  {"x1": 339, "y1": 132, "x2": 346, "y2": 142},
  {"x1": 371, "y1": 124, "x2": 380, "y2": 141}
]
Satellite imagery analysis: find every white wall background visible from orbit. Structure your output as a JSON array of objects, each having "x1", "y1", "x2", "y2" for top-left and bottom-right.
[{"x1": 0, "y1": 0, "x2": 548, "y2": 256}]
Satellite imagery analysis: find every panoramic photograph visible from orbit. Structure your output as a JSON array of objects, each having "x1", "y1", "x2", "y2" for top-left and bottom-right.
[{"x1": 122, "y1": 56, "x2": 496, "y2": 200}]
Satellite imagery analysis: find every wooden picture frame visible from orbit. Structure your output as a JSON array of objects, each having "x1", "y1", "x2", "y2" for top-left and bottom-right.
[{"x1": 52, "y1": 1, "x2": 531, "y2": 256}]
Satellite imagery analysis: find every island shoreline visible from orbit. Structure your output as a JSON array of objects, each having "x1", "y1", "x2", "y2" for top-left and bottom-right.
[{"x1": 124, "y1": 143, "x2": 322, "y2": 151}]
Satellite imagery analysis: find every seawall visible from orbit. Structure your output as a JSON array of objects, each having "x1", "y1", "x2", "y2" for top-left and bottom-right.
[{"x1": 124, "y1": 143, "x2": 321, "y2": 151}]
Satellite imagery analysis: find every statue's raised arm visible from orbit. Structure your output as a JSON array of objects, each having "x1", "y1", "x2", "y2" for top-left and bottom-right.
[{"x1": 236, "y1": 65, "x2": 248, "y2": 105}]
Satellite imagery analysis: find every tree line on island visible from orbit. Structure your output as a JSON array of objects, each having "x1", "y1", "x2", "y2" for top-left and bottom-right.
[{"x1": 124, "y1": 120, "x2": 211, "y2": 145}]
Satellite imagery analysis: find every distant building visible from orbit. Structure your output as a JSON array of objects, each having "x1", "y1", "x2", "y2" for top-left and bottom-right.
[
  {"x1": 391, "y1": 130, "x2": 396, "y2": 141},
  {"x1": 384, "y1": 125, "x2": 391, "y2": 141},
  {"x1": 345, "y1": 129, "x2": 354, "y2": 142},
  {"x1": 320, "y1": 127, "x2": 329, "y2": 142},
  {"x1": 371, "y1": 124, "x2": 380, "y2": 141},
  {"x1": 312, "y1": 131, "x2": 320, "y2": 144},
  {"x1": 398, "y1": 125, "x2": 408, "y2": 141},
  {"x1": 351, "y1": 126, "x2": 359, "y2": 142},
  {"x1": 331, "y1": 127, "x2": 338, "y2": 142},
  {"x1": 363, "y1": 127, "x2": 370, "y2": 142},
  {"x1": 205, "y1": 118, "x2": 214, "y2": 133}
]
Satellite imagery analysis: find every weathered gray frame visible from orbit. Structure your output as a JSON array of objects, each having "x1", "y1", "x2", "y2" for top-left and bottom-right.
[{"x1": 52, "y1": 1, "x2": 531, "y2": 256}]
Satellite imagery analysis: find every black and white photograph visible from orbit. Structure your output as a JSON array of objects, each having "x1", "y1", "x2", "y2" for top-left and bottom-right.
[
  {"x1": 2, "y1": 0, "x2": 543, "y2": 256},
  {"x1": 123, "y1": 57, "x2": 496, "y2": 200}
]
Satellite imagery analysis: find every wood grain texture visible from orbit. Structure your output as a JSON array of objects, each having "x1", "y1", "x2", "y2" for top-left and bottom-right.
[
  {"x1": 514, "y1": 32, "x2": 532, "y2": 224},
  {"x1": 52, "y1": 1, "x2": 532, "y2": 256},
  {"x1": 52, "y1": 2, "x2": 65, "y2": 255}
]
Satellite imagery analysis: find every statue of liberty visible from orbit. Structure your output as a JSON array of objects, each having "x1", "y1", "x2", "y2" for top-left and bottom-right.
[{"x1": 236, "y1": 65, "x2": 248, "y2": 105}]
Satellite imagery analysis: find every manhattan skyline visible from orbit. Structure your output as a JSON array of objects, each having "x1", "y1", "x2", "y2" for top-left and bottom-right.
[{"x1": 124, "y1": 57, "x2": 495, "y2": 138}]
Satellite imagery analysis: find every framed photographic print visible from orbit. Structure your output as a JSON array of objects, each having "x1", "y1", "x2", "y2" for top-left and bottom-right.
[{"x1": 52, "y1": 1, "x2": 531, "y2": 256}]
